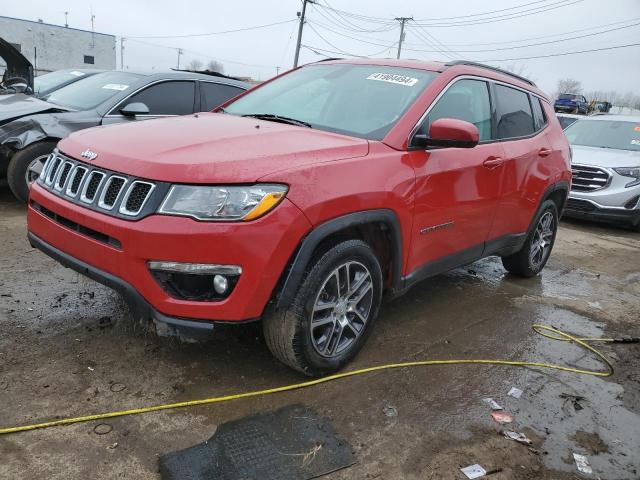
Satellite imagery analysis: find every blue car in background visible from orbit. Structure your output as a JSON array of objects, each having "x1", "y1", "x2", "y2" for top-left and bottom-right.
[{"x1": 554, "y1": 93, "x2": 588, "y2": 114}]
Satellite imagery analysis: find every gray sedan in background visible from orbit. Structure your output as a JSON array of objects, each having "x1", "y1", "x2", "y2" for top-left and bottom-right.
[{"x1": 0, "y1": 70, "x2": 248, "y2": 201}]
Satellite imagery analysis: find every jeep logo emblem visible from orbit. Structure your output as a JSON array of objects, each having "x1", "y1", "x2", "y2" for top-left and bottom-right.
[{"x1": 81, "y1": 149, "x2": 98, "y2": 161}]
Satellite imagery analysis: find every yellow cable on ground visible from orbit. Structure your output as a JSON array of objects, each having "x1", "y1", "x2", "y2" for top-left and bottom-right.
[{"x1": 0, "y1": 325, "x2": 620, "y2": 436}]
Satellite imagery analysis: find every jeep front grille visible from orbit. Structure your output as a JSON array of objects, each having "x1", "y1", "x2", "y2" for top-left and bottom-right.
[
  {"x1": 37, "y1": 151, "x2": 162, "y2": 220},
  {"x1": 571, "y1": 164, "x2": 611, "y2": 192}
]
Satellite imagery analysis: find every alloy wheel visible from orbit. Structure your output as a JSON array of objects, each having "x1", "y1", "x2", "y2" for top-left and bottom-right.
[
  {"x1": 25, "y1": 154, "x2": 50, "y2": 186},
  {"x1": 310, "y1": 261, "x2": 374, "y2": 358},
  {"x1": 529, "y1": 211, "x2": 554, "y2": 269}
]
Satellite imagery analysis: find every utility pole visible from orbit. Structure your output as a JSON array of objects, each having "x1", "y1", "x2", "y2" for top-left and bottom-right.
[
  {"x1": 64, "y1": 11, "x2": 69, "y2": 28},
  {"x1": 293, "y1": 0, "x2": 313, "y2": 68},
  {"x1": 120, "y1": 37, "x2": 125, "y2": 70},
  {"x1": 395, "y1": 17, "x2": 412, "y2": 59},
  {"x1": 177, "y1": 48, "x2": 183, "y2": 69}
]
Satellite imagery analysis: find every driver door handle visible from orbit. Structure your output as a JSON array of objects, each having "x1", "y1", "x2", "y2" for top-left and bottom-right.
[{"x1": 483, "y1": 156, "x2": 504, "y2": 169}]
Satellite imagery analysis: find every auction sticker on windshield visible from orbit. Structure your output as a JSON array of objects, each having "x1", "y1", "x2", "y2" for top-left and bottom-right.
[
  {"x1": 102, "y1": 84, "x2": 129, "y2": 91},
  {"x1": 366, "y1": 73, "x2": 419, "y2": 87}
]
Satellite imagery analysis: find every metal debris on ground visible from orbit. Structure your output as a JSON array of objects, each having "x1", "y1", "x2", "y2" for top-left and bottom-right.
[
  {"x1": 560, "y1": 393, "x2": 585, "y2": 411},
  {"x1": 460, "y1": 464, "x2": 486, "y2": 479},
  {"x1": 93, "y1": 423, "x2": 112, "y2": 435},
  {"x1": 382, "y1": 405, "x2": 398, "y2": 417},
  {"x1": 109, "y1": 383, "x2": 126, "y2": 393},
  {"x1": 573, "y1": 453, "x2": 593, "y2": 474},
  {"x1": 107, "y1": 442, "x2": 118, "y2": 449},
  {"x1": 502, "y1": 430, "x2": 532, "y2": 445},
  {"x1": 490, "y1": 412, "x2": 514, "y2": 424},
  {"x1": 507, "y1": 387, "x2": 523, "y2": 399},
  {"x1": 482, "y1": 398, "x2": 503, "y2": 410}
]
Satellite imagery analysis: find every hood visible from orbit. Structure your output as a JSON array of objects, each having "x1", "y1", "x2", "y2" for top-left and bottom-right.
[
  {"x1": 0, "y1": 93, "x2": 69, "y2": 125},
  {"x1": 0, "y1": 38, "x2": 34, "y2": 93},
  {"x1": 572, "y1": 144, "x2": 640, "y2": 169},
  {"x1": 59, "y1": 113, "x2": 370, "y2": 183}
]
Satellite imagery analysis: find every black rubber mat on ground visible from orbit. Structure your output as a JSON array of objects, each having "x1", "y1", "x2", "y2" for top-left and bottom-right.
[{"x1": 159, "y1": 404, "x2": 355, "y2": 480}]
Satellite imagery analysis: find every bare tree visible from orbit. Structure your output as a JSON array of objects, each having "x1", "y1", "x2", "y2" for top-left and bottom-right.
[
  {"x1": 556, "y1": 78, "x2": 582, "y2": 95},
  {"x1": 619, "y1": 91, "x2": 635, "y2": 113},
  {"x1": 187, "y1": 59, "x2": 203, "y2": 71},
  {"x1": 206, "y1": 60, "x2": 224, "y2": 74},
  {"x1": 502, "y1": 62, "x2": 535, "y2": 83}
]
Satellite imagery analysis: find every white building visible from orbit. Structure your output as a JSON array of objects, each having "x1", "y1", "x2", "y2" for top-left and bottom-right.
[{"x1": 0, "y1": 15, "x2": 116, "y2": 75}]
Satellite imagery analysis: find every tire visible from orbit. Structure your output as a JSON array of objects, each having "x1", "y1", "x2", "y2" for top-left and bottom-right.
[
  {"x1": 502, "y1": 200, "x2": 559, "y2": 277},
  {"x1": 7, "y1": 141, "x2": 56, "y2": 203},
  {"x1": 263, "y1": 239, "x2": 383, "y2": 376}
]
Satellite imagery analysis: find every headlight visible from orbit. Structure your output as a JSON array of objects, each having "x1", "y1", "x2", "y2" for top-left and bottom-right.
[
  {"x1": 158, "y1": 184, "x2": 288, "y2": 221},
  {"x1": 614, "y1": 167, "x2": 640, "y2": 188}
]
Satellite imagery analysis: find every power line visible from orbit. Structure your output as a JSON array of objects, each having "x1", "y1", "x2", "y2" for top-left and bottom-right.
[
  {"x1": 314, "y1": 4, "x2": 396, "y2": 33},
  {"x1": 412, "y1": 0, "x2": 584, "y2": 27},
  {"x1": 413, "y1": 19, "x2": 640, "y2": 53},
  {"x1": 413, "y1": 0, "x2": 553, "y2": 21},
  {"x1": 306, "y1": 23, "x2": 395, "y2": 58},
  {"x1": 425, "y1": 17, "x2": 640, "y2": 46},
  {"x1": 302, "y1": 43, "x2": 393, "y2": 58},
  {"x1": 478, "y1": 41, "x2": 640, "y2": 61},
  {"x1": 126, "y1": 19, "x2": 296, "y2": 39},
  {"x1": 408, "y1": 22, "x2": 458, "y2": 60}
]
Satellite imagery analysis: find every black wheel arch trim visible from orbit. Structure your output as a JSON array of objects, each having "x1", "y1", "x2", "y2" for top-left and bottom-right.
[{"x1": 275, "y1": 209, "x2": 403, "y2": 309}]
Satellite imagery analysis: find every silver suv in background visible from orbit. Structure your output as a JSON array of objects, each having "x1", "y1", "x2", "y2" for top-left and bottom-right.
[{"x1": 563, "y1": 115, "x2": 640, "y2": 231}]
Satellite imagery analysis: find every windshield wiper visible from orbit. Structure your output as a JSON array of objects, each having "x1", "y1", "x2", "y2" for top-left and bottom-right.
[{"x1": 242, "y1": 113, "x2": 311, "y2": 128}]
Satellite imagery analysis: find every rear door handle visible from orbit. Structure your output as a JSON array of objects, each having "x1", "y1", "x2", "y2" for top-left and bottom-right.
[
  {"x1": 483, "y1": 156, "x2": 504, "y2": 169},
  {"x1": 538, "y1": 148, "x2": 552, "y2": 157}
]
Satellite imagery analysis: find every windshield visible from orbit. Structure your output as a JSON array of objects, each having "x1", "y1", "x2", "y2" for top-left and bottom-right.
[
  {"x1": 224, "y1": 64, "x2": 438, "y2": 140},
  {"x1": 559, "y1": 94, "x2": 578, "y2": 100},
  {"x1": 34, "y1": 70, "x2": 87, "y2": 95},
  {"x1": 44, "y1": 71, "x2": 141, "y2": 110},
  {"x1": 564, "y1": 119, "x2": 640, "y2": 151}
]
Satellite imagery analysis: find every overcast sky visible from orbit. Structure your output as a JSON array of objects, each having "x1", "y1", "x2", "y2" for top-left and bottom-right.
[{"x1": 2, "y1": 0, "x2": 639, "y2": 95}]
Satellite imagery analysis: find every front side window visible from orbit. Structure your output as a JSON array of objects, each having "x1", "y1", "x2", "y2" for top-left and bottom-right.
[
  {"x1": 421, "y1": 79, "x2": 492, "y2": 141},
  {"x1": 495, "y1": 84, "x2": 535, "y2": 139},
  {"x1": 84, "y1": 55, "x2": 94, "y2": 65},
  {"x1": 123, "y1": 81, "x2": 195, "y2": 115},
  {"x1": 224, "y1": 64, "x2": 438, "y2": 140},
  {"x1": 564, "y1": 120, "x2": 640, "y2": 152},
  {"x1": 44, "y1": 71, "x2": 141, "y2": 110}
]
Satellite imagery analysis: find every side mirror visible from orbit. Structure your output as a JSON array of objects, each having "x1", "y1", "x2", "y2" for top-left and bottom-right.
[
  {"x1": 412, "y1": 118, "x2": 480, "y2": 149},
  {"x1": 119, "y1": 102, "x2": 150, "y2": 117}
]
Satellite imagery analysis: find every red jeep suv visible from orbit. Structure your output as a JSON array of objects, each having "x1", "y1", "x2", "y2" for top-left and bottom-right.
[{"x1": 27, "y1": 59, "x2": 571, "y2": 375}]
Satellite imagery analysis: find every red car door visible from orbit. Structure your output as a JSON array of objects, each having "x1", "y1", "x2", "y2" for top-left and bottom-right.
[
  {"x1": 486, "y1": 84, "x2": 551, "y2": 239},
  {"x1": 406, "y1": 78, "x2": 505, "y2": 276}
]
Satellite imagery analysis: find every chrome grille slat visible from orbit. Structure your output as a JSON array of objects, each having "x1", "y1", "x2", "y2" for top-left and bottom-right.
[
  {"x1": 54, "y1": 161, "x2": 73, "y2": 191},
  {"x1": 66, "y1": 166, "x2": 88, "y2": 198},
  {"x1": 119, "y1": 181, "x2": 155, "y2": 216},
  {"x1": 571, "y1": 164, "x2": 611, "y2": 192},
  {"x1": 98, "y1": 176, "x2": 127, "y2": 210},
  {"x1": 80, "y1": 171, "x2": 106, "y2": 204},
  {"x1": 45, "y1": 156, "x2": 62, "y2": 185},
  {"x1": 36, "y1": 152, "x2": 157, "y2": 220}
]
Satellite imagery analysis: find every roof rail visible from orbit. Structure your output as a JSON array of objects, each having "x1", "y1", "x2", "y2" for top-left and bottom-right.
[{"x1": 445, "y1": 60, "x2": 536, "y2": 87}]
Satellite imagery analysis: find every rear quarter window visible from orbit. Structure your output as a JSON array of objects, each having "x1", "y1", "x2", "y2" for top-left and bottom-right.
[
  {"x1": 495, "y1": 84, "x2": 535, "y2": 139},
  {"x1": 200, "y1": 82, "x2": 245, "y2": 111},
  {"x1": 531, "y1": 97, "x2": 547, "y2": 131}
]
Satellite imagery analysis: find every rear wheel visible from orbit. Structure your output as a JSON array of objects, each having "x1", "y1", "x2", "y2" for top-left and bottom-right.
[
  {"x1": 502, "y1": 200, "x2": 558, "y2": 277},
  {"x1": 263, "y1": 239, "x2": 383, "y2": 376},
  {"x1": 7, "y1": 141, "x2": 56, "y2": 202}
]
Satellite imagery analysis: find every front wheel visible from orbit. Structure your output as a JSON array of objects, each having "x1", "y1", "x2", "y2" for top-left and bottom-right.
[
  {"x1": 7, "y1": 141, "x2": 57, "y2": 202},
  {"x1": 263, "y1": 239, "x2": 383, "y2": 376},
  {"x1": 502, "y1": 200, "x2": 558, "y2": 277}
]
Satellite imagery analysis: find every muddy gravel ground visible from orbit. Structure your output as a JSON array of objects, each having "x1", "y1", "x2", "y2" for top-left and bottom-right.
[{"x1": 1, "y1": 187, "x2": 639, "y2": 480}]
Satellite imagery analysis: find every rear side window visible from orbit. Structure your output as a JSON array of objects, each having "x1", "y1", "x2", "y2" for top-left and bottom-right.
[
  {"x1": 423, "y1": 79, "x2": 492, "y2": 141},
  {"x1": 124, "y1": 81, "x2": 195, "y2": 115},
  {"x1": 200, "y1": 82, "x2": 245, "y2": 111},
  {"x1": 495, "y1": 84, "x2": 535, "y2": 139},
  {"x1": 531, "y1": 97, "x2": 547, "y2": 131}
]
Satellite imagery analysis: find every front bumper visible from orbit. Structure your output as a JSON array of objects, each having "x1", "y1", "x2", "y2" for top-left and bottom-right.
[
  {"x1": 27, "y1": 183, "x2": 312, "y2": 323},
  {"x1": 564, "y1": 197, "x2": 640, "y2": 227}
]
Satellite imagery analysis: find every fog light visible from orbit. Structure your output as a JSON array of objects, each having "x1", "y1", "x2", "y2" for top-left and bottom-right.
[
  {"x1": 147, "y1": 261, "x2": 241, "y2": 301},
  {"x1": 213, "y1": 274, "x2": 228, "y2": 295}
]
